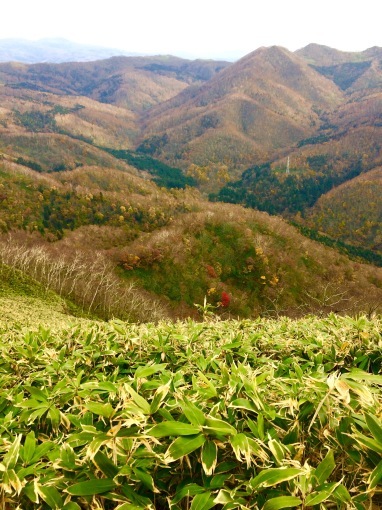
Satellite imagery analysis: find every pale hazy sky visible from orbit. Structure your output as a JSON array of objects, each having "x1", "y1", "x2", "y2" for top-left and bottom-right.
[{"x1": 3, "y1": 0, "x2": 382, "y2": 59}]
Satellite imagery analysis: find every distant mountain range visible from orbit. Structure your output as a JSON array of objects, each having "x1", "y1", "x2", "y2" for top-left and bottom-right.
[
  {"x1": 0, "y1": 38, "x2": 141, "y2": 63},
  {"x1": 0, "y1": 41, "x2": 381, "y2": 260}
]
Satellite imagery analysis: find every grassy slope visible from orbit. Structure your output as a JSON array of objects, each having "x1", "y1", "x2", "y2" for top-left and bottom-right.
[{"x1": 0, "y1": 263, "x2": 87, "y2": 327}]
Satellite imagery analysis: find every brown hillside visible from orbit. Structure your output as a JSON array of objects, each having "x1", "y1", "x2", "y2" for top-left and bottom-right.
[
  {"x1": 303, "y1": 167, "x2": 382, "y2": 253},
  {"x1": 0, "y1": 85, "x2": 139, "y2": 149},
  {"x1": 139, "y1": 46, "x2": 343, "y2": 170},
  {"x1": 0, "y1": 56, "x2": 230, "y2": 113},
  {"x1": 297, "y1": 44, "x2": 382, "y2": 93},
  {"x1": 295, "y1": 43, "x2": 368, "y2": 66}
]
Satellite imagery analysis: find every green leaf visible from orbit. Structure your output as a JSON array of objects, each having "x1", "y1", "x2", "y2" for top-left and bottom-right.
[
  {"x1": 305, "y1": 481, "x2": 341, "y2": 506},
  {"x1": 314, "y1": 449, "x2": 335, "y2": 486},
  {"x1": 3, "y1": 434, "x2": 22, "y2": 469},
  {"x1": 365, "y1": 414, "x2": 382, "y2": 445},
  {"x1": 231, "y1": 433, "x2": 251, "y2": 467},
  {"x1": 48, "y1": 405, "x2": 61, "y2": 429},
  {"x1": 133, "y1": 467, "x2": 158, "y2": 493},
  {"x1": 343, "y1": 369, "x2": 382, "y2": 384},
  {"x1": 63, "y1": 503, "x2": 82, "y2": 510},
  {"x1": 203, "y1": 417, "x2": 236, "y2": 436},
  {"x1": 172, "y1": 483, "x2": 205, "y2": 505},
  {"x1": 67, "y1": 478, "x2": 117, "y2": 496},
  {"x1": 135, "y1": 363, "x2": 166, "y2": 379},
  {"x1": 190, "y1": 492, "x2": 214, "y2": 510},
  {"x1": 201, "y1": 440, "x2": 218, "y2": 476},
  {"x1": 195, "y1": 372, "x2": 217, "y2": 398},
  {"x1": 37, "y1": 485, "x2": 64, "y2": 509},
  {"x1": 369, "y1": 459, "x2": 382, "y2": 489},
  {"x1": 263, "y1": 496, "x2": 302, "y2": 510},
  {"x1": 80, "y1": 381, "x2": 118, "y2": 393},
  {"x1": 148, "y1": 421, "x2": 201, "y2": 437},
  {"x1": 25, "y1": 386, "x2": 48, "y2": 402},
  {"x1": 165, "y1": 434, "x2": 206, "y2": 463},
  {"x1": 229, "y1": 398, "x2": 257, "y2": 412},
  {"x1": 352, "y1": 431, "x2": 382, "y2": 454},
  {"x1": 150, "y1": 382, "x2": 170, "y2": 414},
  {"x1": 85, "y1": 402, "x2": 114, "y2": 419},
  {"x1": 114, "y1": 504, "x2": 146, "y2": 510},
  {"x1": 209, "y1": 474, "x2": 231, "y2": 489},
  {"x1": 30, "y1": 441, "x2": 55, "y2": 463},
  {"x1": 268, "y1": 439, "x2": 285, "y2": 465},
  {"x1": 60, "y1": 444, "x2": 77, "y2": 470},
  {"x1": 93, "y1": 451, "x2": 119, "y2": 478},
  {"x1": 180, "y1": 398, "x2": 206, "y2": 426},
  {"x1": 251, "y1": 467, "x2": 304, "y2": 489},
  {"x1": 3, "y1": 469, "x2": 22, "y2": 494},
  {"x1": 124, "y1": 384, "x2": 150, "y2": 414},
  {"x1": 333, "y1": 484, "x2": 352, "y2": 504},
  {"x1": 21, "y1": 431, "x2": 36, "y2": 464}
]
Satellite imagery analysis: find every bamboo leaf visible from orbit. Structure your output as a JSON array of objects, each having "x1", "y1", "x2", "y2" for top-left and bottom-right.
[
  {"x1": 37, "y1": 485, "x2": 64, "y2": 509},
  {"x1": 352, "y1": 431, "x2": 382, "y2": 454},
  {"x1": 365, "y1": 414, "x2": 382, "y2": 446},
  {"x1": 180, "y1": 398, "x2": 206, "y2": 426},
  {"x1": 3, "y1": 434, "x2": 22, "y2": 469},
  {"x1": 190, "y1": 491, "x2": 214, "y2": 510},
  {"x1": 21, "y1": 431, "x2": 36, "y2": 464},
  {"x1": 135, "y1": 363, "x2": 166, "y2": 379},
  {"x1": 63, "y1": 503, "x2": 82, "y2": 510},
  {"x1": 305, "y1": 481, "x2": 342, "y2": 506},
  {"x1": 93, "y1": 451, "x2": 119, "y2": 478},
  {"x1": 229, "y1": 398, "x2": 257, "y2": 412},
  {"x1": 231, "y1": 433, "x2": 252, "y2": 467},
  {"x1": 147, "y1": 421, "x2": 201, "y2": 437},
  {"x1": 369, "y1": 459, "x2": 382, "y2": 489},
  {"x1": 201, "y1": 440, "x2": 218, "y2": 475},
  {"x1": 165, "y1": 434, "x2": 206, "y2": 463},
  {"x1": 60, "y1": 444, "x2": 77, "y2": 471},
  {"x1": 263, "y1": 496, "x2": 302, "y2": 510},
  {"x1": 203, "y1": 417, "x2": 236, "y2": 436},
  {"x1": 251, "y1": 467, "x2": 304, "y2": 489},
  {"x1": 314, "y1": 449, "x2": 335, "y2": 486},
  {"x1": 268, "y1": 438, "x2": 285, "y2": 465},
  {"x1": 80, "y1": 381, "x2": 118, "y2": 393},
  {"x1": 85, "y1": 402, "x2": 114, "y2": 419},
  {"x1": 124, "y1": 384, "x2": 151, "y2": 414},
  {"x1": 333, "y1": 484, "x2": 352, "y2": 504},
  {"x1": 66, "y1": 478, "x2": 117, "y2": 496},
  {"x1": 172, "y1": 483, "x2": 205, "y2": 505},
  {"x1": 25, "y1": 386, "x2": 48, "y2": 402},
  {"x1": 133, "y1": 467, "x2": 159, "y2": 493},
  {"x1": 150, "y1": 382, "x2": 170, "y2": 414}
]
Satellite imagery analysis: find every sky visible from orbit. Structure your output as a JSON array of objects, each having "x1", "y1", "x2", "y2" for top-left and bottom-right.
[{"x1": 3, "y1": 0, "x2": 382, "y2": 60}]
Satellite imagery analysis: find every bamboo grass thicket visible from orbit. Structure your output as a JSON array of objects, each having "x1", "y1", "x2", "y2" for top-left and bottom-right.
[{"x1": 0, "y1": 315, "x2": 380, "y2": 509}]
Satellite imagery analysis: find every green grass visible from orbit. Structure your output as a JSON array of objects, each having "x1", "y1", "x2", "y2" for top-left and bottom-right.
[
  {"x1": 0, "y1": 312, "x2": 381, "y2": 509},
  {"x1": 0, "y1": 264, "x2": 91, "y2": 326}
]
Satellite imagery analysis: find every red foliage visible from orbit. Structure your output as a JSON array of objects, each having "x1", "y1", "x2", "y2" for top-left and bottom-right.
[
  {"x1": 206, "y1": 265, "x2": 217, "y2": 278},
  {"x1": 221, "y1": 291, "x2": 231, "y2": 307}
]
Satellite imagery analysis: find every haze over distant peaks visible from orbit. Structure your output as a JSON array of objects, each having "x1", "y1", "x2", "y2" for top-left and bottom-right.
[{"x1": 0, "y1": 38, "x2": 142, "y2": 63}]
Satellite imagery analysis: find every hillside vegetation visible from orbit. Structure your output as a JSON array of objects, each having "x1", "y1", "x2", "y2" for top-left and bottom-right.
[
  {"x1": 0, "y1": 44, "x2": 382, "y2": 318},
  {"x1": 1, "y1": 155, "x2": 382, "y2": 320},
  {"x1": 302, "y1": 167, "x2": 382, "y2": 252}
]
